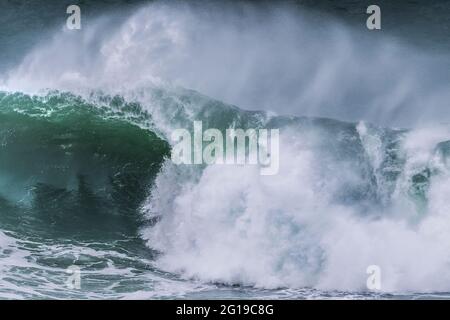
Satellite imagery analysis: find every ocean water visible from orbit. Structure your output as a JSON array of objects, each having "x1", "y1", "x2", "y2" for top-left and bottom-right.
[{"x1": 1, "y1": 0, "x2": 450, "y2": 299}]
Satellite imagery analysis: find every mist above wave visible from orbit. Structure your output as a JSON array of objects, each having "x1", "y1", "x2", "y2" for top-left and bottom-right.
[{"x1": 1, "y1": 1, "x2": 450, "y2": 127}]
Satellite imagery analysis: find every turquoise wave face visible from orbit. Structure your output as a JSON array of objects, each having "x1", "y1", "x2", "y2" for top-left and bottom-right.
[{"x1": 0, "y1": 92, "x2": 170, "y2": 240}]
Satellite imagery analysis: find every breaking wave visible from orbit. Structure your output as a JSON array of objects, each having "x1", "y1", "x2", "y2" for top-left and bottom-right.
[{"x1": 1, "y1": 1, "x2": 450, "y2": 297}]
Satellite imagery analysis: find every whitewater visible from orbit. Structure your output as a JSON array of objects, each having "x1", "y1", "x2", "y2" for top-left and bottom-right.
[{"x1": 1, "y1": 1, "x2": 450, "y2": 299}]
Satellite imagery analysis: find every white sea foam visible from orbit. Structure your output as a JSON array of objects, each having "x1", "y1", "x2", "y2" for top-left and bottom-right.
[{"x1": 141, "y1": 125, "x2": 450, "y2": 292}]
